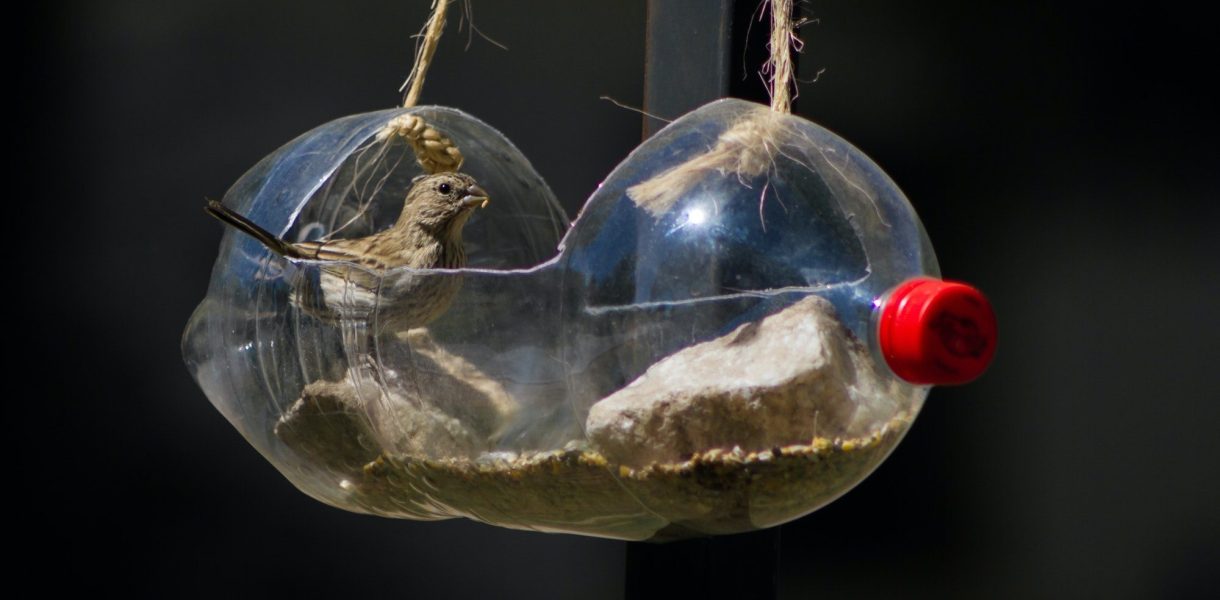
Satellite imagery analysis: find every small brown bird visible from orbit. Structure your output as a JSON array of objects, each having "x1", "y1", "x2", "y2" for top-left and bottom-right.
[{"x1": 206, "y1": 172, "x2": 490, "y2": 333}]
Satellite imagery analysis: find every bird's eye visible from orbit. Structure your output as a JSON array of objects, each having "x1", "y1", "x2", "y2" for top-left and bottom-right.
[{"x1": 438, "y1": 183, "x2": 452, "y2": 195}]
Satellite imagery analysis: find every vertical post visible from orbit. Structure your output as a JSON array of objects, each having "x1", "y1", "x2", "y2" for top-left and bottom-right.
[
  {"x1": 642, "y1": 0, "x2": 731, "y2": 138},
  {"x1": 642, "y1": 0, "x2": 788, "y2": 138},
  {"x1": 625, "y1": 528, "x2": 782, "y2": 600},
  {"x1": 629, "y1": 1, "x2": 793, "y2": 597}
]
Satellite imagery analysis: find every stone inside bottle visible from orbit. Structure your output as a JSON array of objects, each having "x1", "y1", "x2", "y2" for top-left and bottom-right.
[{"x1": 274, "y1": 294, "x2": 917, "y2": 541}]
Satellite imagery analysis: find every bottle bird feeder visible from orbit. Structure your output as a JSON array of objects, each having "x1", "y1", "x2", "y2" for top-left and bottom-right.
[{"x1": 183, "y1": 1, "x2": 996, "y2": 543}]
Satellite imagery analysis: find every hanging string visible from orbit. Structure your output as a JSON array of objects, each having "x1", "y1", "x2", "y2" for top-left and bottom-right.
[
  {"x1": 381, "y1": 0, "x2": 463, "y2": 171},
  {"x1": 401, "y1": 0, "x2": 451, "y2": 108},
  {"x1": 768, "y1": 0, "x2": 796, "y2": 114}
]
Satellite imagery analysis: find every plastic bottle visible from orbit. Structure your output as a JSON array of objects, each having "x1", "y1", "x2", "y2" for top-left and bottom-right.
[{"x1": 184, "y1": 98, "x2": 996, "y2": 541}]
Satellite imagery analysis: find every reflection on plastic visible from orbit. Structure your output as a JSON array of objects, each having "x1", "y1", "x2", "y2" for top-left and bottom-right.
[{"x1": 183, "y1": 99, "x2": 939, "y2": 541}]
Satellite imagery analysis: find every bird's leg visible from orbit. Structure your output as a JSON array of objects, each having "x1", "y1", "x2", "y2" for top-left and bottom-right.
[{"x1": 338, "y1": 317, "x2": 386, "y2": 406}]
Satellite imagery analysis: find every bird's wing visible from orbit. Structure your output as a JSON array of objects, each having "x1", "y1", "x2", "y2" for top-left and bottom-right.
[{"x1": 292, "y1": 240, "x2": 392, "y2": 270}]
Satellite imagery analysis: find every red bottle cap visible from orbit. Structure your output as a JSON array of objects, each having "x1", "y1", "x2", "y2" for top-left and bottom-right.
[{"x1": 878, "y1": 278, "x2": 997, "y2": 385}]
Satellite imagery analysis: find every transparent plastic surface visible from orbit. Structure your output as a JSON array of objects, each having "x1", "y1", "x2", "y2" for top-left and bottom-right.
[{"x1": 184, "y1": 99, "x2": 938, "y2": 541}]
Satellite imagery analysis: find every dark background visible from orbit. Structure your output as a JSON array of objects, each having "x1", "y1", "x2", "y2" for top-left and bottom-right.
[{"x1": 21, "y1": 1, "x2": 1218, "y2": 597}]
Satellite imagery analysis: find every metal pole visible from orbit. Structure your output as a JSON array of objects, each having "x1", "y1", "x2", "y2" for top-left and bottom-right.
[
  {"x1": 642, "y1": 0, "x2": 785, "y2": 139},
  {"x1": 625, "y1": 528, "x2": 782, "y2": 599},
  {"x1": 629, "y1": 1, "x2": 794, "y2": 596}
]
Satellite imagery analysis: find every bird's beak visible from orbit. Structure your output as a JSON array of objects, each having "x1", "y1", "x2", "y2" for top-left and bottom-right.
[{"x1": 461, "y1": 185, "x2": 490, "y2": 209}]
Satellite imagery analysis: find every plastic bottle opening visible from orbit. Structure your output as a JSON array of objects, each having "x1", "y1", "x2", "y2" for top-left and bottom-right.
[{"x1": 878, "y1": 278, "x2": 997, "y2": 385}]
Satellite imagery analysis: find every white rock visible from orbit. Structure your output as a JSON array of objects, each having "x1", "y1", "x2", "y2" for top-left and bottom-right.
[
  {"x1": 277, "y1": 330, "x2": 520, "y2": 464},
  {"x1": 288, "y1": 368, "x2": 485, "y2": 461},
  {"x1": 396, "y1": 329, "x2": 519, "y2": 441},
  {"x1": 585, "y1": 296, "x2": 866, "y2": 467}
]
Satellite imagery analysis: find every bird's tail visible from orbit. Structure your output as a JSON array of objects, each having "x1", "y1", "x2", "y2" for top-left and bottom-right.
[{"x1": 205, "y1": 199, "x2": 304, "y2": 258}]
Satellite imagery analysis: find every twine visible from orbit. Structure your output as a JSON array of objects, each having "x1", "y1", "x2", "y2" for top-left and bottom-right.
[
  {"x1": 401, "y1": 0, "x2": 451, "y2": 108},
  {"x1": 376, "y1": 113, "x2": 465, "y2": 173},
  {"x1": 628, "y1": 1, "x2": 803, "y2": 214},
  {"x1": 627, "y1": 106, "x2": 784, "y2": 217},
  {"x1": 768, "y1": 0, "x2": 795, "y2": 114},
  {"x1": 380, "y1": 1, "x2": 463, "y2": 173}
]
